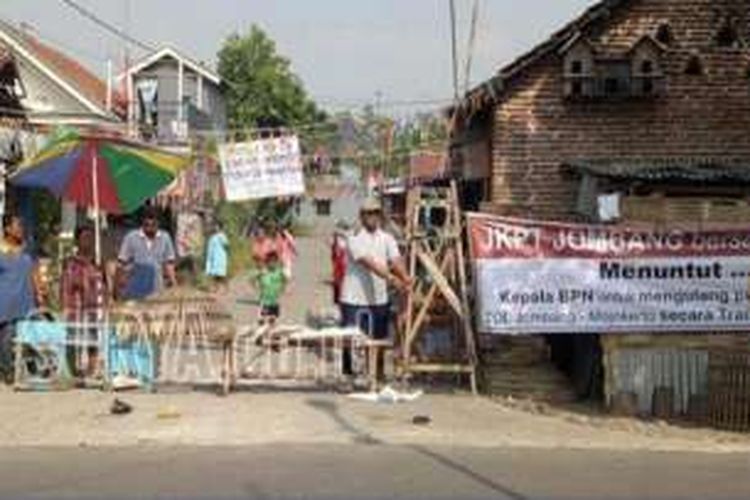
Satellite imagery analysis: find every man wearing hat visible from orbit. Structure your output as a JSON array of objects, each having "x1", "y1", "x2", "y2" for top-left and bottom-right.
[{"x1": 340, "y1": 197, "x2": 410, "y2": 375}]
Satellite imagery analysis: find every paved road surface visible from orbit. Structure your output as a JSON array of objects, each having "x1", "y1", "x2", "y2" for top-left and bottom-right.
[{"x1": 0, "y1": 445, "x2": 747, "y2": 499}]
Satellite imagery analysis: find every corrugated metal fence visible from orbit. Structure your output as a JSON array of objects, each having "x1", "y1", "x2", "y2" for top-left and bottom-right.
[
  {"x1": 608, "y1": 349, "x2": 709, "y2": 416},
  {"x1": 708, "y1": 353, "x2": 750, "y2": 432}
]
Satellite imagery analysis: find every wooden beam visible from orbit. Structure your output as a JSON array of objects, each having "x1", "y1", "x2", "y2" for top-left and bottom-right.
[
  {"x1": 407, "y1": 363, "x2": 474, "y2": 373},
  {"x1": 416, "y1": 248, "x2": 464, "y2": 319}
]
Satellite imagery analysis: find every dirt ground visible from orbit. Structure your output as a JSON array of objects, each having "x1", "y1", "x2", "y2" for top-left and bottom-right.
[{"x1": 0, "y1": 388, "x2": 749, "y2": 452}]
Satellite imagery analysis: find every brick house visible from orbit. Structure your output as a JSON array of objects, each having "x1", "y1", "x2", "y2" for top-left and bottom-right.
[
  {"x1": 454, "y1": 0, "x2": 750, "y2": 222},
  {"x1": 452, "y1": 0, "x2": 750, "y2": 418}
]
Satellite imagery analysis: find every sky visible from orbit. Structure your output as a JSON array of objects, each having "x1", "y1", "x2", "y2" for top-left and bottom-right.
[{"x1": 0, "y1": 0, "x2": 593, "y2": 115}]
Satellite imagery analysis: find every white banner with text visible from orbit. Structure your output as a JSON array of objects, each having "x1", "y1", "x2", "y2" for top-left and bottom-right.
[
  {"x1": 467, "y1": 213, "x2": 750, "y2": 335},
  {"x1": 219, "y1": 136, "x2": 305, "y2": 201}
]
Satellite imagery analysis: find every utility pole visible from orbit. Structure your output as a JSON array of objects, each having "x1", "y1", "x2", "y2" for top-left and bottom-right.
[
  {"x1": 123, "y1": 0, "x2": 133, "y2": 134},
  {"x1": 449, "y1": 0, "x2": 460, "y2": 102}
]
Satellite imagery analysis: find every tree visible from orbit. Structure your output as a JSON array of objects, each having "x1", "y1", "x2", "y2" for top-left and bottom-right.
[
  {"x1": 216, "y1": 26, "x2": 328, "y2": 246},
  {"x1": 217, "y1": 25, "x2": 326, "y2": 130}
]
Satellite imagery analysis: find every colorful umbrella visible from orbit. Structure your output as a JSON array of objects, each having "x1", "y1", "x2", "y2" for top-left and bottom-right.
[
  {"x1": 10, "y1": 129, "x2": 189, "y2": 263},
  {"x1": 11, "y1": 129, "x2": 188, "y2": 215}
]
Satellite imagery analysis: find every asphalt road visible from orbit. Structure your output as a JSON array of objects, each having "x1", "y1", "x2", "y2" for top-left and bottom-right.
[{"x1": 0, "y1": 445, "x2": 747, "y2": 499}]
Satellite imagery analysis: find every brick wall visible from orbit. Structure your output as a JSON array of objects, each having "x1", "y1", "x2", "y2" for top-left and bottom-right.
[{"x1": 490, "y1": 0, "x2": 750, "y2": 221}]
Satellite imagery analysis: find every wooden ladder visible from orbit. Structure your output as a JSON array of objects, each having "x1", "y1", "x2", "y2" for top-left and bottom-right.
[{"x1": 400, "y1": 180, "x2": 478, "y2": 394}]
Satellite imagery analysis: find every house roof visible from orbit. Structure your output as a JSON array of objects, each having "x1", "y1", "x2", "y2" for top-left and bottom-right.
[
  {"x1": 563, "y1": 158, "x2": 750, "y2": 185},
  {"x1": 0, "y1": 42, "x2": 18, "y2": 83},
  {"x1": 126, "y1": 46, "x2": 221, "y2": 85},
  {"x1": 0, "y1": 19, "x2": 125, "y2": 119},
  {"x1": 409, "y1": 151, "x2": 449, "y2": 181},
  {"x1": 0, "y1": 44, "x2": 11, "y2": 69},
  {"x1": 457, "y1": 0, "x2": 632, "y2": 115},
  {"x1": 0, "y1": 42, "x2": 22, "y2": 112}
]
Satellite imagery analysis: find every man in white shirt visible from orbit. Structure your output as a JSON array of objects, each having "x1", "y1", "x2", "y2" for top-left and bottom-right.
[{"x1": 340, "y1": 197, "x2": 411, "y2": 375}]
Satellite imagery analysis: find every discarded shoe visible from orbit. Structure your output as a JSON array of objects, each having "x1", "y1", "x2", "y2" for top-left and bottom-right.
[
  {"x1": 412, "y1": 415, "x2": 431, "y2": 425},
  {"x1": 110, "y1": 398, "x2": 133, "y2": 415}
]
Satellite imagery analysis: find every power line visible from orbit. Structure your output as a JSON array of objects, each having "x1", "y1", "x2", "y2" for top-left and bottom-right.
[
  {"x1": 58, "y1": 0, "x2": 154, "y2": 53},
  {"x1": 317, "y1": 96, "x2": 453, "y2": 109}
]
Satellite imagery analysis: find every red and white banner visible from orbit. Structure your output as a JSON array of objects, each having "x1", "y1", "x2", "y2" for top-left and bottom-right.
[{"x1": 467, "y1": 213, "x2": 750, "y2": 335}]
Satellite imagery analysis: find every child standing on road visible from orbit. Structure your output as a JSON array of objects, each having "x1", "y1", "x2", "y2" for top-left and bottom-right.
[
  {"x1": 255, "y1": 251, "x2": 287, "y2": 326},
  {"x1": 205, "y1": 220, "x2": 230, "y2": 292}
]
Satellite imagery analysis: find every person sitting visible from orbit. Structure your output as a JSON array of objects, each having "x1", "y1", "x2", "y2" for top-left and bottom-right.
[{"x1": 116, "y1": 207, "x2": 177, "y2": 300}]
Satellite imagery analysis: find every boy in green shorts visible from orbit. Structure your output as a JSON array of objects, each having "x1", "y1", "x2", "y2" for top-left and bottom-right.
[{"x1": 255, "y1": 251, "x2": 287, "y2": 326}]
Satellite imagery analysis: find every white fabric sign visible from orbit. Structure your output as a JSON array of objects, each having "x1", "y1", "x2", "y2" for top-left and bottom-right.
[
  {"x1": 219, "y1": 136, "x2": 305, "y2": 201},
  {"x1": 468, "y1": 213, "x2": 750, "y2": 335}
]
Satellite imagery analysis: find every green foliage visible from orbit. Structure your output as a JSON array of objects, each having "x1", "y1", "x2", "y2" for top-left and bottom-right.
[
  {"x1": 216, "y1": 25, "x2": 328, "y2": 235},
  {"x1": 215, "y1": 200, "x2": 255, "y2": 276},
  {"x1": 217, "y1": 25, "x2": 325, "y2": 130},
  {"x1": 30, "y1": 190, "x2": 61, "y2": 258}
]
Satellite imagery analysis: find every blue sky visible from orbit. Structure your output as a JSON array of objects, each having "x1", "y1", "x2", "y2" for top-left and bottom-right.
[{"x1": 1, "y1": 0, "x2": 592, "y2": 114}]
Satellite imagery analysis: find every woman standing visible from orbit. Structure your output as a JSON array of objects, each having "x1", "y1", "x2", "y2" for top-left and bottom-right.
[
  {"x1": 251, "y1": 219, "x2": 296, "y2": 279},
  {"x1": 331, "y1": 220, "x2": 350, "y2": 304}
]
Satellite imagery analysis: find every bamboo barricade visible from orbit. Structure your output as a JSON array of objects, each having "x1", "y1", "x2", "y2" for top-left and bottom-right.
[
  {"x1": 240, "y1": 325, "x2": 374, "y2": 388},
  {"x1": 112, "y1": 287, "x2": 238, "y2": 394},
  {"x1": 115, "y1": 289, "x2": 382, "y2": 393}
]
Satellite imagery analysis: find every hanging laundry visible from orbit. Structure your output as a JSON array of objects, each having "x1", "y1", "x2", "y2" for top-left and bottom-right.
[{"x1": 136, "y1": 79, "x2": 159, "y2": 126}]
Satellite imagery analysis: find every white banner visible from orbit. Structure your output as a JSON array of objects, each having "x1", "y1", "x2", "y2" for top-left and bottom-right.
[
  {"x1": 468, "y1": 213, "x2": 750, "y2": 335},
  {"x1": 219, "y1": 136, "x2": 305, "y2": 201}
]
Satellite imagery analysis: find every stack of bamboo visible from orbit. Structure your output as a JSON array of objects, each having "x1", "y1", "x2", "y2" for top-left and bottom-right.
[
  {"x1": 480, "y1": 336, "x2": 577, "y2": 404},
  {"x1": 112, "y1": 287, "x2": 236, "y2": 343}
]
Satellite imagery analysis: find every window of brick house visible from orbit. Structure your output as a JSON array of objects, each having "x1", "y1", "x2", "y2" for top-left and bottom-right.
[
  {"x1": 685, "y1": 54, "x2": 704, "y2": 75},
  {"x1": 568, "y1": 60, "x2": 585, "y2": 96},
  {"x1": 716, "y1": 19, "x2": 741, "y2": 48},
  {"x1": 562, "y1": 39, "x2": 595, "y2": 98},
  {"x1": 599, "y1": 61, "x2": 631, "y2": 97},
  {"x1": 636, "y1": 59, "x2": 657, "y2": 95},
  {"x1": 655, "y1": 23, "x2": 673, "y2": 46}
]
